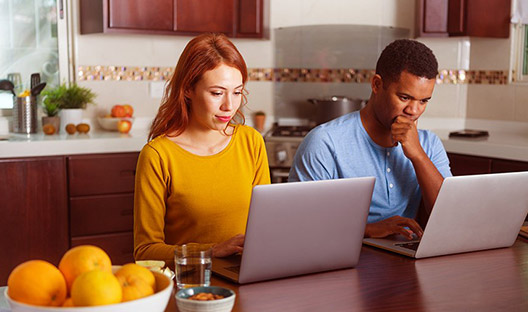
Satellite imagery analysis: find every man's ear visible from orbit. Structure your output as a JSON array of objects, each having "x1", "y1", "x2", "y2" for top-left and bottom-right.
[{"x1": 371, "y1": 74, "x2": 383, "y2": 94}]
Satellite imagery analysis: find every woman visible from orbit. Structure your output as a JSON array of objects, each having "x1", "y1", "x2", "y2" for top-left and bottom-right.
[{"x1": 134, "y1": 33, "x2": 270, "y2": 264}]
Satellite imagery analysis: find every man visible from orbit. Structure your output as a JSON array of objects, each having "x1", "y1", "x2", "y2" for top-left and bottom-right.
[{"x1": 289, "y1": 39, "x2": 452, "y2": 239}]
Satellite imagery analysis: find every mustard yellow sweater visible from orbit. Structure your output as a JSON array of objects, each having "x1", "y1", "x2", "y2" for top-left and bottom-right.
[{"x1": 134, "y1": 125, "x2": 270, "y2": 264}]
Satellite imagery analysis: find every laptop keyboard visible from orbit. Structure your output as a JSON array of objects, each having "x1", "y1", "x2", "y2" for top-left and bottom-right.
[
  {"x1": 395, "y1": 242, "x2": 420, "y2": 251},
  {"x1": 225, "y1": 265, "x2": 240, "y2": 274}
]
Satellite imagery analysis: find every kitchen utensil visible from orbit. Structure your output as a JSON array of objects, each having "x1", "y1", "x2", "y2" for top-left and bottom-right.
[
  {"x1": 13, "y1": 95, "x2": 38, "y2": 134},
  {"x1": 30, "y1": 73, "x2": 41, "y2": 89},
  {"x1": 0, "y1": 79, "x2": 16, "y2": 96},
  {"x1": 6, "y1": 73, "x2": 22, "y2": 94},
  {"x1": 308, "y1": 96, "x2": 365, "y2": 125},
  {"x1": 30, "y1": 82, "x2": 46, "y2": 96}
]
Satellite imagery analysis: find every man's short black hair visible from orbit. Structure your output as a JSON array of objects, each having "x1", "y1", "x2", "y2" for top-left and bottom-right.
[{"x1": 375, "y1": 39, "x2": 438, "y2": 86}]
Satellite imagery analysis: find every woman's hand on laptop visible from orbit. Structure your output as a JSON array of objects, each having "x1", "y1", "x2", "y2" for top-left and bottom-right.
[
  {"x1": 364, "y1": 216, "x2": 423, "y2": 240},
  {"x1": 212, "y1": 234, "x2": 245, "y2": 257}
]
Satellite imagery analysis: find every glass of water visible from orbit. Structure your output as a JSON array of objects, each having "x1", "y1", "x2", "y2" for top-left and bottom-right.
[{"x1": 174, "y1": 243, "x2": 212, "y2": 289}]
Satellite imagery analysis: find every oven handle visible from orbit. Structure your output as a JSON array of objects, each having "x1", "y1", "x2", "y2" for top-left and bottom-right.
[{"x1": 271, "y1": 171, "x2": 290, "y2": 178}]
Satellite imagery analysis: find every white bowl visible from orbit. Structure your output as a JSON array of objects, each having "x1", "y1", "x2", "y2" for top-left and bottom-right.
[
  {"x1": 5, "y1": 266, "x2": 173, "y2": 312},
  {"x1": 176, "y1": 286, "x2": 235, "y2": 312},
  {"x1": 97, "y1": 117, "x2": 134, "y2": 131}
]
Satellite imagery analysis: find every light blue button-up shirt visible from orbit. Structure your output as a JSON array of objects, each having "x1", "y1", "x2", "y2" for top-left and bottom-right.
[{"x1": 289, "y1": 111, "x2": 452, "y2": 223}]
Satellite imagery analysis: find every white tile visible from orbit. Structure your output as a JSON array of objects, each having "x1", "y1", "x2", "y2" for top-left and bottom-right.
[{"x1": 466, "y1": 85, "x2": 515, "y2": 120}]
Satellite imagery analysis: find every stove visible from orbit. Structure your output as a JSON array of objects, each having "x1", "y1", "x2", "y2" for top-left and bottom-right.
[{"x1": 264, "y1": 123, "x2": 315, "y2": 183}]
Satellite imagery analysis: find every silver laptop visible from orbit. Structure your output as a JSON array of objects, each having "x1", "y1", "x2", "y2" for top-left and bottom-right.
[
  {"x1": 363, "y1": 171, "x2": 528, "y2": 258},
  {"x1": 212, "y1": 177, "x2": 375, "y2": 284}
]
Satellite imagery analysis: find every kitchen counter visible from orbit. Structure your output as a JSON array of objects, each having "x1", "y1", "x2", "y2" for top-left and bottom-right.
[
  {"x1": 1, "y1": 117, "x2": 528, "y2": 162},
  {"x1": 0, "y1": 130, "x2": 148, "y2": 158},
  {"x1": 420, "y1": 117, "x2": 528, "y2": 162},
  {"x1": 0, "y1": 117, "x2": 151, "y2": 158}
]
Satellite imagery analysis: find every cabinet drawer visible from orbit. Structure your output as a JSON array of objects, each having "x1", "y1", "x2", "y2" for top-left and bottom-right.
[
  {"x1": 68, "y1": 153, "x2": 139, "y2": 196},
  {"x1": 71, "y1": 232, "x2": 134, "y2": 265},
  {"x1": 491, "y1": 159, "x2": 528, "y2": 173},
  {"x1": 70, "y1": 194, "x2": 133, "y2": 236}
]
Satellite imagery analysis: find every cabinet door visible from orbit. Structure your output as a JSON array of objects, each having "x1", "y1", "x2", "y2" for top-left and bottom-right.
[
  {"x1": 70, "y1": 194, "x2": 134, "y2": 237},
  {"x1": 237, "y1": 0, "x2": 263, "y2": 37},
  {"x1": 464, "y1": 0, "x2": 510, "y2": 38},
  {"x1": 67, "y1": 153, "x2": 139, "y2": 197},
  {"x1": 0, "y1": 157, "x2": 69, "y2": 285},
  {"x1": 175, "y1": 0, "x2": 235, "y2": 35},
  {"x1": 108, "y1": 0, "x2": 173, "y2": 30},
  {"x1": 491, "y1": 159, "x2": 528, "y2": 173},
  {"x1": 71, "y1": 232, "x2": 134, "y2": 265},
  {"x1": 417, "y1": 0, "x2": 449, "y2": 37},
  {"x1": 447, "y1": 153, "x2": 491, "y2": 176}
]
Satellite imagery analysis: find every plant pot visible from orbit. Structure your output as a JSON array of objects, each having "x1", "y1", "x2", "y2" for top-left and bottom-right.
[
  {"x1": 59, "y1": 108, "x2": 83, "y2": 133},
  {"x1": 41, "y1": 116, "x2": 60, "y2": 133},
  {"x1": 254, "y1": 114, "x2": 266, "y2": 133}
]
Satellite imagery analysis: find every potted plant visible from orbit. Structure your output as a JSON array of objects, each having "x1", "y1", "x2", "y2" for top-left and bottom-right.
[
  {"x1": 41, "y1": 87, "x2": 62, "y2": 133},
  {"x1": 42, "y1": 84, "x2": 96, "y2": 132}
]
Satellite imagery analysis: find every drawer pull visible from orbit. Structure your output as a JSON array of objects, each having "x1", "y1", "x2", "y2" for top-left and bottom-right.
[{"x1": 120, "y1": 209, "x2": 133, "y2": 216}]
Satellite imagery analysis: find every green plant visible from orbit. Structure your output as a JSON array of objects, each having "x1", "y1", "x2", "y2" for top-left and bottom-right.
[
  {"x1": 41, "y1": 94, "x2": 61, "y2": 117},
  {"x1": 41, "y1": 83, "x2": 96, "y2": 111}
]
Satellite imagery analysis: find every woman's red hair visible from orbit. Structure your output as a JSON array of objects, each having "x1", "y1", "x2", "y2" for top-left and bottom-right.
[{"x1": 148, "y1": 33, "x2": 248, "y2": 141}]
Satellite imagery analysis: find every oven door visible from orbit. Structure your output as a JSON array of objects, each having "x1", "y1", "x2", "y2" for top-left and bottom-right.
[{"x1": 270, "y1": 167, "x2": 290, "y2": 183}]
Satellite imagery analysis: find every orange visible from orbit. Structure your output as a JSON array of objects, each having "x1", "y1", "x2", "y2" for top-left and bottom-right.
[
  {"x1": 62, "y1": 297, "x2": 74, "y2": 307},
  {"x1": 58, "y1": 245, "x2": 112, "y2": 292},
  {"x1": 7, "y1": 260, "x2": 67, "y2": 306},
  {"x1": 115, "y1": 263, "x2": 156, "y2": 291},
  {"x1": 116, "y1": 274, "x2": 154, "y2": 302},
  {"x1": 71, "y1": 270, "x2": 122, "y2": 306}
]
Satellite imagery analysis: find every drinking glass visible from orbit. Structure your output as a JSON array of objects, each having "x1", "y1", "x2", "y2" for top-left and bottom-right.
[{"x1": 174, "y1": 243, "x2": 212, "y2": 289}]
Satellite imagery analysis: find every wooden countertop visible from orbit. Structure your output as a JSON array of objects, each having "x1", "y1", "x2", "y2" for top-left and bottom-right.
[{"x1": 166, "y1": 239, "x2": 528, "y2": 311}]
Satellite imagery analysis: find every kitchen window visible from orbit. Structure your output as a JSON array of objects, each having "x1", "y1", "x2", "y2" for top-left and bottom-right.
[{"x1": 0, "y1": 0, "x2": 71, "y2": 115}]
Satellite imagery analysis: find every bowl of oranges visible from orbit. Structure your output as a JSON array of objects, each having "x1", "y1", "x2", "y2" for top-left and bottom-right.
[{"x1": 5, "y1": 245, "x2": 173, "y2": 312}]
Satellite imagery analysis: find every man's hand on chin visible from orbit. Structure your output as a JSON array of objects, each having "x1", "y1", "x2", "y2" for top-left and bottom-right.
[
  {"x1": 391, "y1": 116, "x2": 425, "y2": 161},
  {"x1": 364, "y1": 216, "x2": 423, "y2": 240}
]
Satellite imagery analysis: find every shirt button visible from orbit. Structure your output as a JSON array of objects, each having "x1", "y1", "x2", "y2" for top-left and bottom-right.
[
  {"x1": 389, "y1": 183, "x2": 394, "y2": 188},
  {"x1": 387, "y1": 152, "x2": 390, "y2": 156},
  {"x1": 386, "y1": 168, "x2": 391, "y2": 173}
]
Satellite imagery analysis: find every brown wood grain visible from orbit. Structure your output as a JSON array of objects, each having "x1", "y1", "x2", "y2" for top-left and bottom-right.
[
  {"x1": 67, "y1": 152, "x2": 139, "y2": 197},
  {"x1": 0, "y1": 156, "x2": 69, "y2": 285},
  {"x1": 166, "y1": 240, "x2": 528, "y2": 311},
  {"x1": 108, "y1": 0, "x2": 174, "y2": 30}
]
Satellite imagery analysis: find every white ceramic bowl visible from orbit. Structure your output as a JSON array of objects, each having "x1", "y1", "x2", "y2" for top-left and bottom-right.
[
  {"x1": 176, "y1": 286, "x2": 235, "y2": 312},
  {"x1": 97, "y1": 117, "x2": 134, "y2": 131},
  {"x1": 5, "y1": 267, "x2": 173, "y2": 312}
]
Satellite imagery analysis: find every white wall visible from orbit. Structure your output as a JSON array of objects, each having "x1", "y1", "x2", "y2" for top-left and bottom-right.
[{"x1": 72, "y1": 0, "x2": 469, "y2": 123}]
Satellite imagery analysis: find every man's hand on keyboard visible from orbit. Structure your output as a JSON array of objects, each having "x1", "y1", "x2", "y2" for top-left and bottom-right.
[{"x1": 364, "y1": 216, "x2": 423, "y2": 240}]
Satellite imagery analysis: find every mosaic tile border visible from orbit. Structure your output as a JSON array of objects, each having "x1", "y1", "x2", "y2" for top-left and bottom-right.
[{"x1": 77, "y1": 66, "x2": 509, "y2": 85}]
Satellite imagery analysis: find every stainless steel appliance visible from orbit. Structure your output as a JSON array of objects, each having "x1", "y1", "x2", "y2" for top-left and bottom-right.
[
  {"x1": 265, "y1": 123, "x2": 313, "y2": 183},
  {"x1": 308, "y1": 96, "x2": 365, "y2": 125}
]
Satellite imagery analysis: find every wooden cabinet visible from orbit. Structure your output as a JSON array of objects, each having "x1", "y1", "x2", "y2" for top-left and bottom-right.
[
  {"x1": 80, "y1": 0, "x2": 267, "y2": 38},
  {"x1": 447, "y1": 153, "x2": 491, "y2": 176},
  {"x1": 448, "y1": 153, "x2": 528, "y2": 176},
  {"x1": 417, "y1": 0, "x2": 511, "y2": 38},
  {"x1": 67, "y1": 152, "x2": 139, "y2": 265},
  {"x1": 0, "y1": 156, "x2": 69, "y2": 285}
]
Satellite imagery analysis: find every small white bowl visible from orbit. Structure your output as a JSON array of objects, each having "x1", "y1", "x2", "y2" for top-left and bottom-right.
[
  {"x1": 176, "y1": 286, "x2": 235, "y2": 312},
  {"x1": 97, "y1": 117, "x2": 134, "y2": 131},
  {"x1": 5, "y1": 266, "x2": 173, "y2": 312}
]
